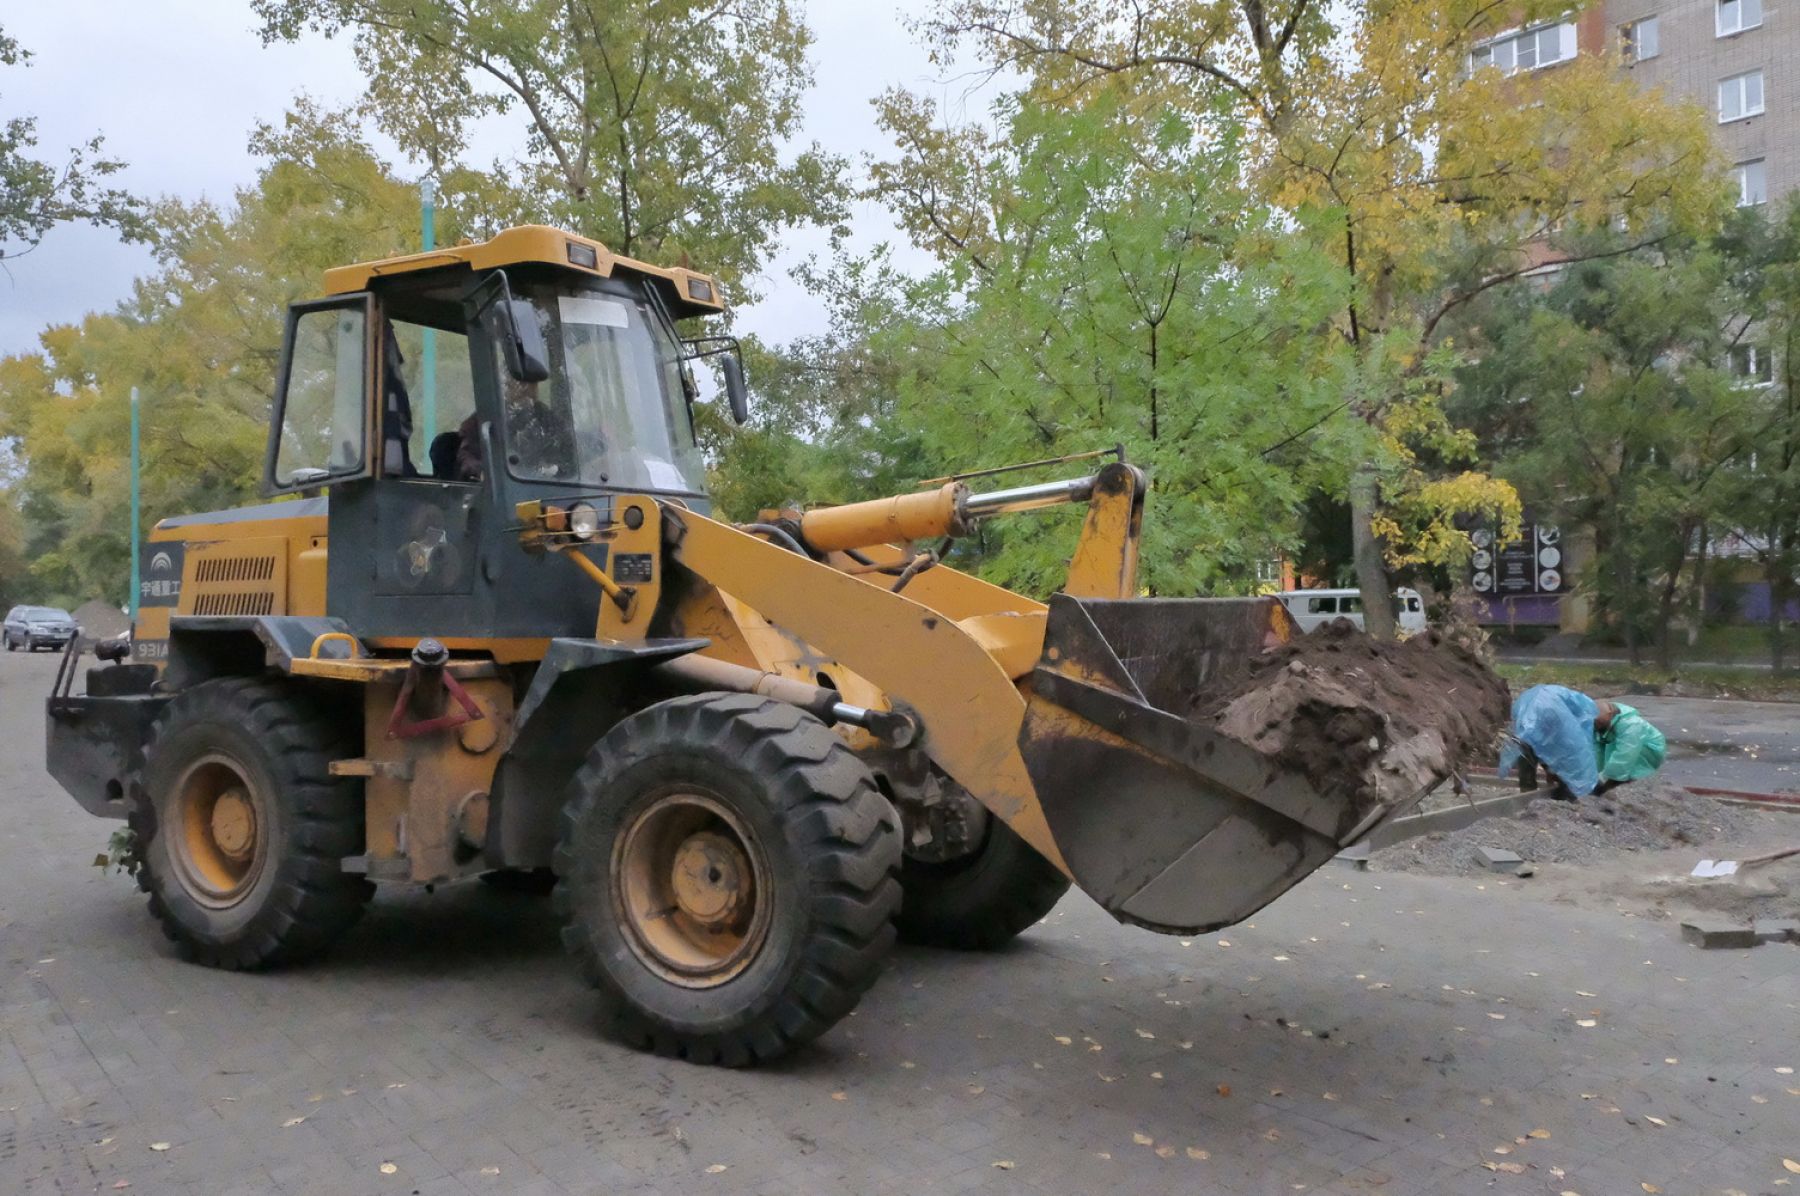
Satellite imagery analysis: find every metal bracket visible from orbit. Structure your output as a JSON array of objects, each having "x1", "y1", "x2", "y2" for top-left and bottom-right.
[
  {"x1": 386, "y1": 666, "x2": 484, "y2": 740},
  {"x1": 329, "y1": 758, "x2": 415, "y2": 781}
]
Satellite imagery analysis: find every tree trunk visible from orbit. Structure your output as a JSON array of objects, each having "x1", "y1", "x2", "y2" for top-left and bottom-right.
[
  {"x1": 1618, "y1": 551, "x2": 1640, "y2": 666},
  {"x1": 1653, "y1": 563, "x2": 1682, "y2": 670},
  {"x1": 1350, "y1": 464, "x2": 1396, "y2": 640},
  {"x1": 1770, "y1": 535, "x2": 1796, "y2": 673},
  {"x1": 1652, "y1": 521, "x2": 1690, "y2": 671}
]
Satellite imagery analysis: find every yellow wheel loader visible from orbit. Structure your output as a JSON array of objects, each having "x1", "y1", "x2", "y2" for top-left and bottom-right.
[{"x1": 45, "y1": 225, "x2": 1501, "y2": 1066}]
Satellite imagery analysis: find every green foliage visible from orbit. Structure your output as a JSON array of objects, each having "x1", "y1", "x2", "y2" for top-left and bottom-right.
[
  {"x1": 701, "y1": 247, "x2": 934, "y2": 521},
  {"x1": 1714, "y1": 200, "x2": 1800, "y2": 669},
  {"x1": 1452, "y1": 236, "x2": 1756, "y2": 665},
  {"x1": 859, "y1": 92, "x2": 1364, "y2": 596},
  {"x1": 251, "y1": 0, "x2": 849, "y2": 304},
  {"x1": 893, "y1": 0, "x2": 1722, "y2": 632},
  {"x1": 0, "y1": 105, "x2": 422, "y2": 605},
  {"x1": 0, "y1": 22, "x2": 147, "y2": 260}
]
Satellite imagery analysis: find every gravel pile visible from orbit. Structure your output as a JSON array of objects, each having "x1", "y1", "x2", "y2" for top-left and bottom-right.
[{"x1": 1373, "y1": 778, "x2": 1777, "y2": 875}]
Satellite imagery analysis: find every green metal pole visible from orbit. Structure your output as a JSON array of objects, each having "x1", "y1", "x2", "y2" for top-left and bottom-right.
[
  {"x1": 421, "y1": 178, "x2": 437, "y2": 440},
  {"x1": 129, "y1": 386, "x2": 140, "y2": 623}
]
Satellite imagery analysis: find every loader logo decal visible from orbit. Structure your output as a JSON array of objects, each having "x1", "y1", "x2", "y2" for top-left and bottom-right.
[
  {"x1": 133, "y1": 541, "x2": 183, "y2": 663},
  {"x1": 139, "y1": 543, "x2": 184, "y2": 608}
]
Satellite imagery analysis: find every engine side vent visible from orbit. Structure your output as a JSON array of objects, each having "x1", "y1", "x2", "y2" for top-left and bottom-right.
[
  {"x1": 194, "y1": 556, "x2": 278, "y2": 584},
  {"x1": 192, "y1": 590, "x2": 277, "y2": 617},
  {"x1": 179, "y1": 537, "x2": 289, "y2": 620}
]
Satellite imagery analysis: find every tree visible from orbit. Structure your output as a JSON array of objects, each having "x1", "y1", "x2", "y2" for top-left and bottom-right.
[
  {"x1": 0, "y1": 22, "x2": 145, "y2": 260},
  {"x1": 856, "y1": 91, "x2": 1363, "y2": 596},
  {"x1": 1453, "y1": 240, "x2": 1753, "y2": 667},
  {"x1": 883, "y1": 0, "x2": 1720, "y2": 634},
  {"x1": 0, "y1": 106, "x2": 426, "y2": 604},
  {"x1": 1717, "y1": 202, "x2": 1800, "y2": 670},
  {"x1": 252, "y1": 0, "x2": 848, "y2": 303}
]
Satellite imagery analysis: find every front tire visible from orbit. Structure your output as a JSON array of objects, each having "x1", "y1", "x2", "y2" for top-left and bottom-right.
[
  {"x1": 895, "y1": 818, "x2": 1071, "y2": 951},
  {"x1": 133, "y1": 677, "x2": 372, "y2": 969},
  {"x1": 555, "y1": 693, "x2": 901, "y2": 1066}
]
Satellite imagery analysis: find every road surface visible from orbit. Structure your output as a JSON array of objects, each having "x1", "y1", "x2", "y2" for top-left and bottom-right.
[{"x1": 2, "y1": 650, "x2": 1796, "y2": 1194}]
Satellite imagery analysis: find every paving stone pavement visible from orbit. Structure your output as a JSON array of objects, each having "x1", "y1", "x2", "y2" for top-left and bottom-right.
[{"x1": 3, "y1": 650, "x2": 1798, "y2": 1195}]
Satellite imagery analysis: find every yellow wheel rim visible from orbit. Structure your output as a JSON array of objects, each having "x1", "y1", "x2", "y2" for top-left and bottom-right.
[
  {"x1": 170, "y1": 753, "x2": 267, "y2": 907},
  {"x1": 613, "y1": 792, "x2": 770, "y2": 988}
]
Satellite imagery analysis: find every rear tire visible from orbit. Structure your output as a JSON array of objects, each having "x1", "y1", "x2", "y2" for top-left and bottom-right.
[
  {"x1": 132, "y1": 677, "x2": 373, "y2": 969},
  {"x1": 895, "y1": 819, "x2": 1070, "y2": 950},
  {"x1": 555, "y1": 693, "x2": 900, "y2": 1066}
]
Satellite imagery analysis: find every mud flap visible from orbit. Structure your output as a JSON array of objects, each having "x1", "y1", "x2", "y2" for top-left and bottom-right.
[
  {"x1": 47, "y1": 694, "x2": 168, "y2": 819},
  {"x1": 1018, "y1": 595, "x2": 1406, "y2": 934}
]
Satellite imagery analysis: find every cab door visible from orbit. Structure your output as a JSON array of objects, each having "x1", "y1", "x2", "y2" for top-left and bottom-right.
[
  {"x1": 264, "y1": 295, "x2": 376, "y2": 494},
  {"x1": 324, "y1": 302, "x2": 490, "y2": 633}
]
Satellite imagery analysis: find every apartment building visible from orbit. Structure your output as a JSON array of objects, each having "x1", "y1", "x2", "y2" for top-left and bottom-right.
[
  {"x1": 1610, "y1": 0, "x2": 1783, "y2": 205},
  {"x1": 1470, "y1": 0, "x2": 1786, "y2": 207}
]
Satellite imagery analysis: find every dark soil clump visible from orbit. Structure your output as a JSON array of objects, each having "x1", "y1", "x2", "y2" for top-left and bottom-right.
[{"x1": 1194, "y1": 621, "x2": 1512, "y2": 826}]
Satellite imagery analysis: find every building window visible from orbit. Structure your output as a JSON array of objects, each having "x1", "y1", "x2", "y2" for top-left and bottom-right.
[
  {"x1": 1622, "y1": 16, "x2": 1661, "y2": 62},
  {"x1": 1731, "y1": 343, "x2": 1774, "y2": 385},
  {"x1": 1718, "y1": 0, "x2": 1763, "y2": 37},
  {"x1": 1521, "y1": 261, "x2": 1570, "y2": 293},
  {"x1": 1734, "y1": 159, "x2": 1768, "y2": 206},
  {"x1": 1719, "y1": 70, "x2": 1765, "y2": 122},
  {"x1": 1470, "y1": 22, "x2": 1579, "y2": 76}
]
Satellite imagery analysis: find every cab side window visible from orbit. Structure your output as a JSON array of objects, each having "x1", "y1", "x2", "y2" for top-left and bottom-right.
[
  {"x1": 1307, "y1": 596, "x2": 1335, "y2": 614},
  {"x1": 274, "y1": 303, "x2": 367, "y2": 487},
  {"x1": 382, "y1": 319, "x2": 478, "y2": 482}
]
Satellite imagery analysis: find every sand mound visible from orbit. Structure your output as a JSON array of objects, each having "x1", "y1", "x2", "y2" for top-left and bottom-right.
[
  {"x1": 1195, "y1": 621, "x2": 1512, "y2": 828},
  {"x1": 1374, "y1": 778, "x2": 1782, "y2": 873}
]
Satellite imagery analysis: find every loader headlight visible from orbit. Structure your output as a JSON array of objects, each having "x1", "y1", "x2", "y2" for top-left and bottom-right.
[{"x1": 569, "y1": 502, "x2": 602, "y2": 540}]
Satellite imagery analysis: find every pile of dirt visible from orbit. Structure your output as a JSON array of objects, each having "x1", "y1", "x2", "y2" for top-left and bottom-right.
[
  {"x1": 71, "y1": 599, "x2": 128, "y2": 640},
  {"x1": 1373, "y1": 778, "x2": 1779, "y2": 874},
  {"x1": 1195, "y1": 622, "x2": 1512, "y2": 826}
]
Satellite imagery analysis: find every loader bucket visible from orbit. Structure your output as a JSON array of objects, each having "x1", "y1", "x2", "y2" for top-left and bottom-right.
[{"x1": 1018, "y1": 594, "x2": 1440, "y2": 934}]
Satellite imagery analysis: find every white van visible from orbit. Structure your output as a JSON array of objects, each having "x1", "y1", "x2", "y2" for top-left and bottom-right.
[{"x1": 1277, "y1": 588, "x2": 1428, "y2": 636}]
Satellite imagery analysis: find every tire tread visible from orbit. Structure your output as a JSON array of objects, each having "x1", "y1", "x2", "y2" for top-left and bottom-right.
[
  {"x1": 132, "y1": 676, "x2": 371, "y2": 969},
  {"x1": 555, "y1": 693, "x2": 900, "y2": 1066}
]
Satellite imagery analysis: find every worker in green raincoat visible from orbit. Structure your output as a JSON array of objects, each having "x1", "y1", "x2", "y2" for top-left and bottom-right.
[
  {"x1": 1592, "y1": 699, "x2": 1667, "y2": 793},
  {"x1": 1502, "y1": 686, "x2": 1668, "y2": 797}
]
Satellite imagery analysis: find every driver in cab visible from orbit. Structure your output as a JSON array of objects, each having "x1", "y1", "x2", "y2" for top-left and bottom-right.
[{"x1": 453, "y1": 376, "x2": 571, "y2": 481}]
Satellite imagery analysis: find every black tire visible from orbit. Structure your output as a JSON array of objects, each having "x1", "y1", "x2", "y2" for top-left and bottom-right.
[
  {"x1": 554, "y1": 693, "x2": 901, "y2": 1066},
  {"x1": 479, "y1": 867, "x2": 558, "y2": 894},
  {"x1": 132, "y1": 677, "x2": 373, "y2": 969},
  {"x1": 895, "y1": 818, "x2": 1071, "y2": 950}
]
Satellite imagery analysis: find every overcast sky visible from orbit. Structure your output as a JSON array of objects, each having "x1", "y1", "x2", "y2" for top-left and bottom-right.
[{"x1": 0, "y1": 0, "x2": 983, "y2": 359}]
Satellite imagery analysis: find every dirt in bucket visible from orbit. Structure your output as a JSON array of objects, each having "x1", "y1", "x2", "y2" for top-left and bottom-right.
[{"x1": 1190, "y1": 620, "x2": 1513, "y2": 824}]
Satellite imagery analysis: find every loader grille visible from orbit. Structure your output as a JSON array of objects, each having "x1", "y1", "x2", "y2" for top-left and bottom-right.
[
  {"x1": 178, "y1": 540, "x2": 288, "y2": 620},
  {"x1": 192, "y1": 590, "x2": 277, "y2": 616},
  {"x1": 194, "y1": 556, "x2": 278, "y2": 584}
]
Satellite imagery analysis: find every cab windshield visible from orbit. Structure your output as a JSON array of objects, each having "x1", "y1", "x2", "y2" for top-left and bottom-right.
[{"x1": 499, "y1": 283, "x2": 705, "y2": 494}]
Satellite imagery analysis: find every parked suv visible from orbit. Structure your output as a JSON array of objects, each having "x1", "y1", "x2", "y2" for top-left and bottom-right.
[{"x1": 3, "y1": 606, "x2": 78, "y2": 652}]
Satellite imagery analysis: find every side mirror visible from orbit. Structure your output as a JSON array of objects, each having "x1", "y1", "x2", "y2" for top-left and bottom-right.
[
  {"x1": 498, "y1": 298, "x2": 550, "y2": 384},
  {"x1": 720, "y1": 353, "x2": 749, "y2": 425}
]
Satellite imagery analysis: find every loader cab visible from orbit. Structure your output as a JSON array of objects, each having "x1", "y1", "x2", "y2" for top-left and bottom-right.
[{"x1": 261, "y1": 225, "x2": 736, "y2": 648}]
